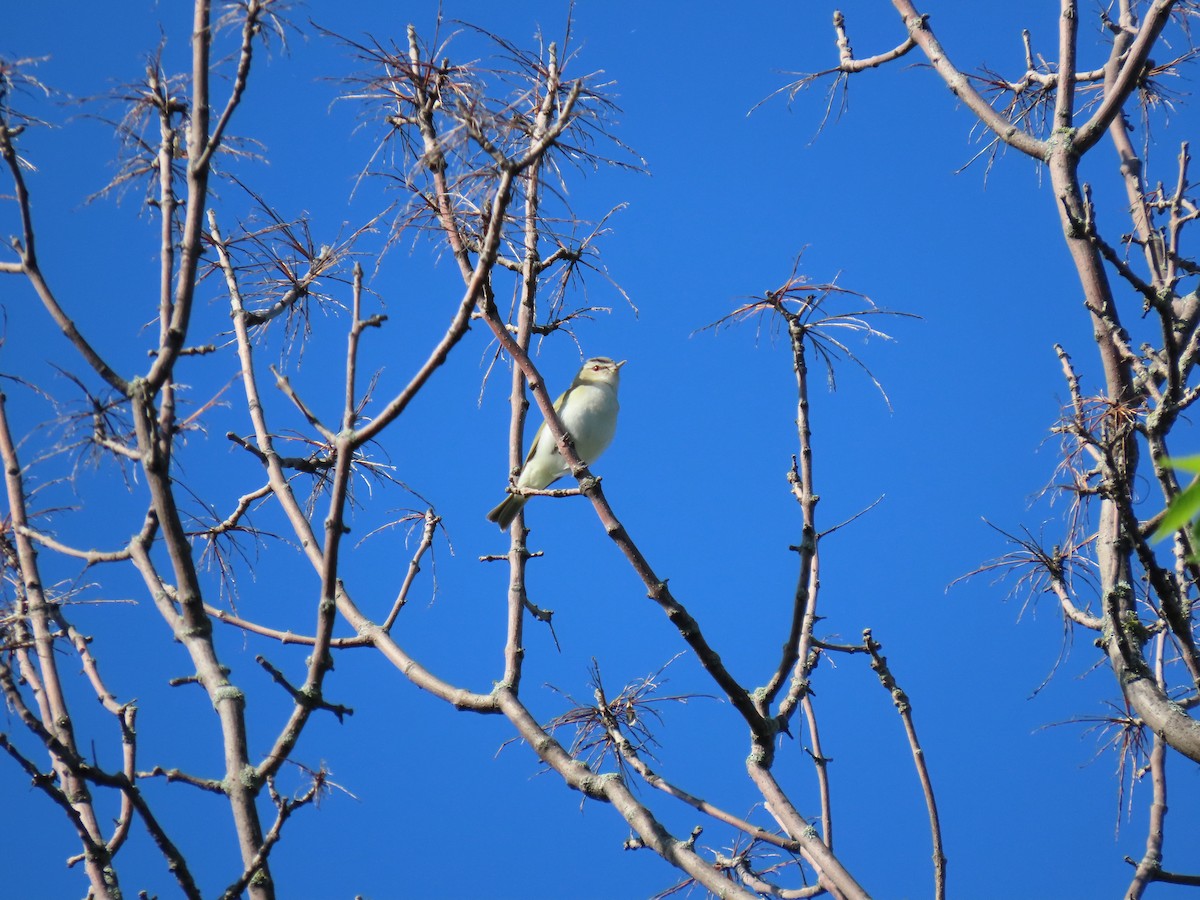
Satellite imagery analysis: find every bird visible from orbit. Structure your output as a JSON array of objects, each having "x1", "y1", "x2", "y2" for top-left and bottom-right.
[{"x1": 487, "y1": 356, "x2": 626, "y2": 530}]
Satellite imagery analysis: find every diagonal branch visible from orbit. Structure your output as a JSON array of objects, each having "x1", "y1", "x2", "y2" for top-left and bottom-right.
[
  {"x1": 0, "y1": 126, "x2": 128, "y2": 394},
  {"x1": 1074, "y1": 0, "x2": 1178, "y2": 154},
  {"x1": 889, "y1": 0, "x2": 1047, "y2": 159}
]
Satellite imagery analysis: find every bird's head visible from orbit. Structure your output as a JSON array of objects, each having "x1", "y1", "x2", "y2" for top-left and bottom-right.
[{"x1": 576, "y1": 357, "x2": 626, "y2": 388}]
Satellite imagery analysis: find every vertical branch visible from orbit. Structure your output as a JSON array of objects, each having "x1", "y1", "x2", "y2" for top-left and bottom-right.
[
  {"x1": 258, "y1": 266, "x2": 367, "y2": 780},
  {"x1": 343, "y1": 263, "x2": 367, "y2": 432},
  {"x1": 865, "y1": 630, "x2": 946, "y2": 900},
  {"x1": 114, "y1": 5, "x2": 279, "y2": 881},
  {"x1": 256, "y1": 431, "x2": 351, "y2": 780},
  {"x1": 800, "y1": 694, "x2": 834, "y2": 850},
  {"x1": 55, "y1": 611, "x2": 139, "y2": 859},
  {"x1": 408, "y1": 24, "x2": 476, "y2": 282},
  {"x1": 128, "y1": 386, "x2": 273, "y2": 899},
  {"x1": 500, "y1": 42, "x2": 561, "y2": 691},
  {"x1": 197, "y1": 0, "x2": 262, "y2": 170},
  {"x1": 145, "y1": 0, "x2": 265, "y2": 391},
  {"x1": 112, "y1": 707, "x2": 138, "y2": 857},
  {"x1": 1125, "y1": 633, "x2": 1168, "y2": 900},
  {"x1": 1023, "y1": 0, "x2": 1200, "y2": 761},
  {"x1": 762, "y1": 314, "x2": 820, "y2": 721},
  {"x1": 1053, "y1": 0, "x2": 1078, "y2": 133},
  {"x1": 1164, "y1": 142, "x2": 1194, "y2": 301},
  {"x1": 145, "y1": 0, "x2": 213, "y2": 389},
  {"x1": 0, "y1": 393, "x2": 119, "y2": 898},
  {"x1": 151, "y1": 62, "x2": 179, "y2": 363}
]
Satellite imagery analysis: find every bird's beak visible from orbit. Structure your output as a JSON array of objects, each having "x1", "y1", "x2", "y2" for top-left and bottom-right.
[{"x1": 615, "y1": 359, "x2": 628, "y2": 369}]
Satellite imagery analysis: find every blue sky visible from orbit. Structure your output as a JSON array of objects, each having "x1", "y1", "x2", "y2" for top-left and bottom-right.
[{"x1": 3, "y1": 2, "x2": 1198, "y2": 898}]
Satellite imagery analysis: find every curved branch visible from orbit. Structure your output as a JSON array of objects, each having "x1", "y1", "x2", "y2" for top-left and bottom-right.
[{"x1": 889, "y1": 0, "x2": 1047, "y2": 159}]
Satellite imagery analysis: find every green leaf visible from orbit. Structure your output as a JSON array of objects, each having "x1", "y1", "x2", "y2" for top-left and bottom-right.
[
  {"x1": 1160, "y1": 454, "x2": 1200, "y2": 475},
  {"x1": 1153, "y1": 475, "x2": 1200, "y2": 542}
]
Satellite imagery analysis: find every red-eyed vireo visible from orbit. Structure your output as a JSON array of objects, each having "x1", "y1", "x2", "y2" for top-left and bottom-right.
[{"x1": 487, "y1": 357, "x2": 626, "y2": 530}]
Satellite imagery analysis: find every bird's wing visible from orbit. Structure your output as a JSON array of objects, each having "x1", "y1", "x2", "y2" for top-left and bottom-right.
[{"x1": 523, "y1": 388, "x2": 571, "y2": 464}]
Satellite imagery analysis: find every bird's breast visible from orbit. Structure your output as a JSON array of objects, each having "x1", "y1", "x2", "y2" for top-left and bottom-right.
[{"x1": 560, "y1": 384, "x2": 619, "y2": 459}]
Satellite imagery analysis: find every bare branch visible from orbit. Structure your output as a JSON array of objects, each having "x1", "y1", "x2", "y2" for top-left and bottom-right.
[{"x1": 888, "y1": 0, "x2": 1047, "y2": 158}]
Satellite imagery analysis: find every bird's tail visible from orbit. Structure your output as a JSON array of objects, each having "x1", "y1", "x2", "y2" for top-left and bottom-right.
[{"x1": 486, "y1": 494, "x2": 527, "y2": 530}]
